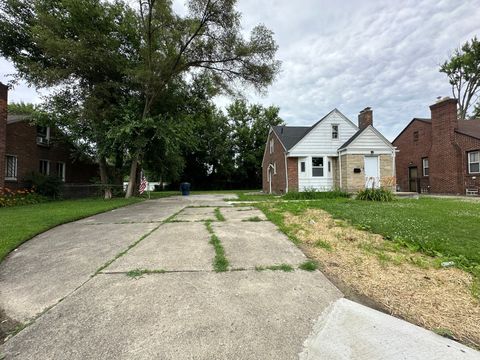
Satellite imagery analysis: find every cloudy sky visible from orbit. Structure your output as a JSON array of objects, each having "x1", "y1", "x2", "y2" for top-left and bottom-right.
[{"x1": 1, "y1": 0, "x2": 479, "y2": 140}]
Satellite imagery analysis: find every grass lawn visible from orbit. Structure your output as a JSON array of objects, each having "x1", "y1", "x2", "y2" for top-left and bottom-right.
[
  {"x1": 257, "y1": 197, "x2": 480, "y2": 270},
  {"x1": 0, "y1": 197, "x2": 145, "y2": 263}
]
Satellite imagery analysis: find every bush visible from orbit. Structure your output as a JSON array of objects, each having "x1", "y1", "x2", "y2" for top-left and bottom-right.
[
  {"x1": 283, "y1": 188, "x2": 350, "y2": 200},
  {"x1": 356, "y1": 187, "x2": 395, "y2": 202},
  {"x1": 24, "y1": 172, "x2": 64, "y2": 199},
  {"x1": 0, "y1": 188, "x2": 47, "y2": 207}
]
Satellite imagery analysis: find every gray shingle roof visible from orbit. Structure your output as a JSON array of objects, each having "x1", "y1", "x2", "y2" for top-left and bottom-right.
[{"x1": 272, "y1": 126, "x2": 311, "y2": 150}]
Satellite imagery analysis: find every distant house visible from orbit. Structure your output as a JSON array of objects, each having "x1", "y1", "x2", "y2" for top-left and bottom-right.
[
  {"x1": 393, "y1": 97, "x2": 480, "y2": 195},
  {"x1": 262, "y1": 107, "x2": 396, "y2": 193},
  {"x1": 0, "y1": 82, "x2": 98, "y2": 190}
]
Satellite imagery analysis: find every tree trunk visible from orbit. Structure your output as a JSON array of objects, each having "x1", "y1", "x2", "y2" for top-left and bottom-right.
[
  {"x1": 99, "y1": 156, "x2": 112, "y2": 199},
  {"x1": 125, "y1": 152, "x2": 140, "y2": 198}
]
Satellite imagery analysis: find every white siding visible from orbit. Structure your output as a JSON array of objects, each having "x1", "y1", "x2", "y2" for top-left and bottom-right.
[
  {"x1": 288, "y1": 110, "x2": 358, "y2": 156},
  {"x1": 289, "y1": 110, "x2": 357, "y2": 192},
  {"x1": 342, "y1": 127, "x2": 394, "y2": 154}
]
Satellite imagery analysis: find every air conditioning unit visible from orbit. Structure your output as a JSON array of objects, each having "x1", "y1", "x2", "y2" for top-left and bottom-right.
[{"x1": 36, "y1": 136, "x2": 50, "y2": 145}]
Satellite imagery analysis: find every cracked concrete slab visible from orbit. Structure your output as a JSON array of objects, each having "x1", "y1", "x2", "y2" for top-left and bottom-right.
[
  {"x1": 173, "y1": 206, "x2": 217, "y2": 222},
  {"x1": 212, "y1": 221, "x2": 307, "y2": 269},
  {"x1": 105, "y1": 222, "x2": 214, "y2": 272},
  {"x1": 0, "y1": 223, "x2": 158, "y2": 323},
  {"x1": 0, "y1": 271, "x2": 342, "y2": 360},
  {"x1": 220, "y1": 207, "x2": 267, "y2": 221},
  {"x1": 300, "y1": 298, "x2": 479, "y2": 360},
  {"x1": 77, "y1": 199, "x2": 185, "y2": 224}
]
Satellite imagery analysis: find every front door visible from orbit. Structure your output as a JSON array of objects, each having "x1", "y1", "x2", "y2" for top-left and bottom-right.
[
  {"x1": 409, "y1": 167, "x2": 418, "y2": 192},
  {"x1": 364, "y1": 156, "x2": 379, "y2": 188}
]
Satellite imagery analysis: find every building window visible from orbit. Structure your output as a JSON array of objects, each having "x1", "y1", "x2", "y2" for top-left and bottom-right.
[
  {"x1": 413, "y1": 131, "x2": 419, "y2": 142},
  {"x1": 269, "y1": 139, "x2": 274, "y2": 154},
  {"x1": 300, "y1": 161, "x2": 305, "y2": 173},
  {"x1": 56, "y1": 162, "x2": 66, "y2": 182},
  {"x1": 312, "y1": 157, "x2": 324, "y2": 177},
  {"x1": 332, "y1": 124, "x2": 339, "y2": 139},
  {"x1": 39, "y1": 160, "x2": 50, "y2": 175},
  {"x1": 468, "y1": 151, "x2": 480, "y2": 174},
  {"x1": 5, "y1": 155, "x2": 17, "y2": 180},
  {"x1": 422, "y1": 158, "x2": 429, "y2": 176},
  {"x1": 36, "y1": 126, "x2": 50, "y2": 146},
  {"x1": 328, "y1": 161, "x2": 331, "y2": 173}
]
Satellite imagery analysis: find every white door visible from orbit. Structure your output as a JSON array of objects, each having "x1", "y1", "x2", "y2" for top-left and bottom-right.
[{"x1": 364, "y1": 156, "x2": 379, "y2": 188}]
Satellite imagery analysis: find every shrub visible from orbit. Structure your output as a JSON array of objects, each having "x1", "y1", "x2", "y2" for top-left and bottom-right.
[
  {"x1": 24, "y1": 172, "x2": 64, "y2": 199},
  {"x1": 283, "y1": 188, "x2": 349, "y2": 200},
  {"x1": 356, "y1": 187, "x2": 395, "y2": 202},
  {"x1": 0, "y1": 187, "x2": 47, "y2": 207}
]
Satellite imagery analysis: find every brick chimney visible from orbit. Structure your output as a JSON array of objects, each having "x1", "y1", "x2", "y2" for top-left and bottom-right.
[
  {"x1": 429, "y1": 97, "x2": 462, "y2": 194},
  {"x1": 358, "y1": 107, "x2": 373, "y2": 130},
  {"x1": 0, "y1": 82, "x2": 8, "y2": 188}
]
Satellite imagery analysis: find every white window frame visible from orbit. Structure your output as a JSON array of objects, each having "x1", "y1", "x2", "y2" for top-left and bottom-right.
[
  {"x1": 422, "y1": 158, "x2": 429, "y2": 177},
  {"x1": 332, "y1": 124, "x2": 339, "y2": 139},
  {"x1": 468, "y1": 151, "x2": 480, "y2": 174},
  {"x1": 269, "y1": 138, "x2": 274, "y2": 154},
  {"x1": 56, "y1": 162, "x2": 66, "y2": 182},
  {"x1": 5, "y1": 155, "x2": 17, "y2": 180},
  {"x1": 312, "y1": 157, "x2": 324, "y2": 177},
  {"x1": 39, "y1": 159, "x2": 50, "y2": 175}
]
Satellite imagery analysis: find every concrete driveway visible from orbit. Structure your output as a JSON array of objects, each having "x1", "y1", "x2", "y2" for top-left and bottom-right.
[{"x1": 0, "y1": 195, "x2": 478, "y2": 359}]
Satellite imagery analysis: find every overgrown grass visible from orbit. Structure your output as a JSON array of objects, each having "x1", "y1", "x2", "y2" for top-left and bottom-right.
[
  {"x1": 299, "y1": 260, "x2": 318, "y2": 271},
  {"x1": 254, "y1": 197, "x2": 480, "y2": 279},
  {"x1": 283, "y1": 189, "x2": 350, "y2": 200},
  {"x1": 356, "y1": 188, "x2": 395, "y2": 202},
  {"x1": 205, "y1": 221, "x2": 229, "y2": 272},
  {"x1": 0, "y1": 197, "x2": 144, "y2": 263},
  {"x1": 242, "y1": 216, "x2": 263, "y2": 222},
  {"x1": 255, "y1": 264, "x2": 294, "y2": 272}
]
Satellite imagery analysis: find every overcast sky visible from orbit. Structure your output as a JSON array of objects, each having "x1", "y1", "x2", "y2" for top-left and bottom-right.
[{"x1": 1, "y1": 0, "x2": 479, "y2": 140}]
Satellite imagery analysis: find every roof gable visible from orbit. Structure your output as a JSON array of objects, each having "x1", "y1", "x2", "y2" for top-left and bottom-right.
[{"x1": 340, "y1": 125, "x2": 394, "y2": 150}]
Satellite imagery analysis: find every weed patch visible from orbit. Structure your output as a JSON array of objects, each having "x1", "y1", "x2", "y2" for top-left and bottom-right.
[
  {"x1": 214, "y1": 208, "x2": 225, "y2": 221},
  {"x1": 255, "y1": 264, "x2": 294, "y2": 272},
  {"x1": 126, "y1": 268, "x2": 165, "y2": 278},
  {"x1": 299, "y1": 260, "x2": 318, "y2": 271},
  {"x1": 242, "y1": 216, "x2": 263, "y2": 222},
  {"x1": 205, "y1": 221, "x2": 229, "y2": 272},
  {"x1": 314, "y1": 239, "x2": 333, "y2": 251}
]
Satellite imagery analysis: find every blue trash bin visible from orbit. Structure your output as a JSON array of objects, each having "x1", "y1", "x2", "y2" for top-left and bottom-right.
[{"x1": 180, "y1": 182, "x2": 191, "y2": 196}]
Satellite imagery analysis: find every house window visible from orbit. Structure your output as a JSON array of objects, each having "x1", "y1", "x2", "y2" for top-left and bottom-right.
[
  {"x1": 36, "y1": 126, "x2": 50, "y2": 145},
  {"x1": 300, "y1": 161, "x2": 305, "y2": 173},
  {"x1": 468, "y1": 151, "x2": 480, "y2": 173},
  {"x1": 413, "y1": 131, "x2": 419, "y2": 142},
  {"x1": 5, "y1": 155, "x2": 17, "y2": 180},
  {"x1": 332, "y1": 124, "x2": 339, "y2": 139},
  {"x1": 422, "y1": 158, "x2": 429, "y2": 176},
  {"x1": 269, "y1": 139, "x2": 274, "y2": 154},
  {"x1": 56, "y1": 162, "x2": 66, "y2": 182},
  {"x1": 312, "y1": 157, "x2": 324, "y2": 177},
  {"x1": 39, "y1": 160, "x2": 50, "y2": 175},
  {"x1": 328, "y1": 161, "x2": 331, "y2": 173}
]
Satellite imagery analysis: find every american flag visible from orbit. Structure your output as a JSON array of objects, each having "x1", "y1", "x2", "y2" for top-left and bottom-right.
[{"x1": 139, "y1": 173, "x2": 148, "y2": 194}]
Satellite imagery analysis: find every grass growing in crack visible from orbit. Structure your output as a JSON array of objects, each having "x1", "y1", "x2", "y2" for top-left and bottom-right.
[
  {"x1": 205, "y1": 221, "x2": 229, "y2": 272},
  {"x1": 94, "y1": 225, "x2": 161, "y2": 275},
  {"x1": 126, "y1": 268, "x2": 165, "y2": 278},
  {"x1": 214, "y1": 208, "x2": 225, "y2": 221},
  {"x1": 299, "y1": 260, "x2": 318, "y2": 271},
  {"x1": 433, "y1": 328, "x2": 455, "y2": 340},
  {"x1": 242, "y1": 216, "x2": 263, "y2": 222},
  {"x1": 255, "y1": 264, "x2": 294, "y2": 272},
  {"x1": 164, "y1": 208, "x2": 186, "y2": 223}
]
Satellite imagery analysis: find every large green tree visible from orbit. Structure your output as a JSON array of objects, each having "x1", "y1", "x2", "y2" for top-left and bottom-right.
[
  {"x1": 440, "y1": 37, "x2": 480, "y2": 120},
  {"x1": 123, "y1": 0, "x2": 280, "y2": 197}
]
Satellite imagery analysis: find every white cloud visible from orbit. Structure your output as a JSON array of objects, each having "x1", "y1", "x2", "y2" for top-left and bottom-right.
[{"x1": 1, "y1": 0, "x2": 480, "y2": 140}]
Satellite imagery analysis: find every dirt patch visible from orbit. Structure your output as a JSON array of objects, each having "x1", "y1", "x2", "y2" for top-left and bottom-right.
[
  {"x1": 0, "y1": 308, "x2": 21, "y2": 343},
  {"x1": 284, "y1": 209, "x2": 480, "y2": 349}
]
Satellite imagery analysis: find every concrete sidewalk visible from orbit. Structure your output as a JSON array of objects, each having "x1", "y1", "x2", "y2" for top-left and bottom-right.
[{"x1": 1, "y1": 195, "x2": 478, "y2": 359}]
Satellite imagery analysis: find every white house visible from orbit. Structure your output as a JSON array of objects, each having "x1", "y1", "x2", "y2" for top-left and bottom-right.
[{"x1": 262, "y1": 107, "x2": 396, "y2": 193}]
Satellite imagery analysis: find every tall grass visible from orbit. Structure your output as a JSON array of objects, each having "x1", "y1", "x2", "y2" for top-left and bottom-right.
[{"x1": 283, "y1": 188, "x2": 349, "y2": 200}]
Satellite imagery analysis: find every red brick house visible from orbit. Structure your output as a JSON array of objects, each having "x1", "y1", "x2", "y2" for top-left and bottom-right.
[
  {"x1": 262, "y1": 108, "x2": 395, "y2": 194},
  {"x1": 393, "y1": 97, "x2": 480, "y2": 195},
  {"x1": 0, "y1": 82, "x2": 98, "y2": 190}
]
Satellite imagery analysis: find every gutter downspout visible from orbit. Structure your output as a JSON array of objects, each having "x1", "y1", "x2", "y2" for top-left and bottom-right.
[{"x1": 284, "y1": 152, "x2": 289, "y2": 194}]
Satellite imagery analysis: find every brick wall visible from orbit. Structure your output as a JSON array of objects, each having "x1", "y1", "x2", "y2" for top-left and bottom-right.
[
  {"x1": 379, "y1": 154, "x2": 395, "y2": 191},
  {"x1": 287, "y1": 157, "x2": 298, "y2": 192},
  {"x1": 262, "y1": 131, "x2": 287, "y2": 194},
  {"x1": 454, "y1": 132, "x2": 480, "y2": 192},
  {"x1": 393, "y1": 120, "x2": 432, "y2": 192},
  {"x1": 0, "y1": 83, "x2": 7, "y2": 188},
  {"x1": 5, "y1": 121, "x2": 98, "y2": 188}
]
